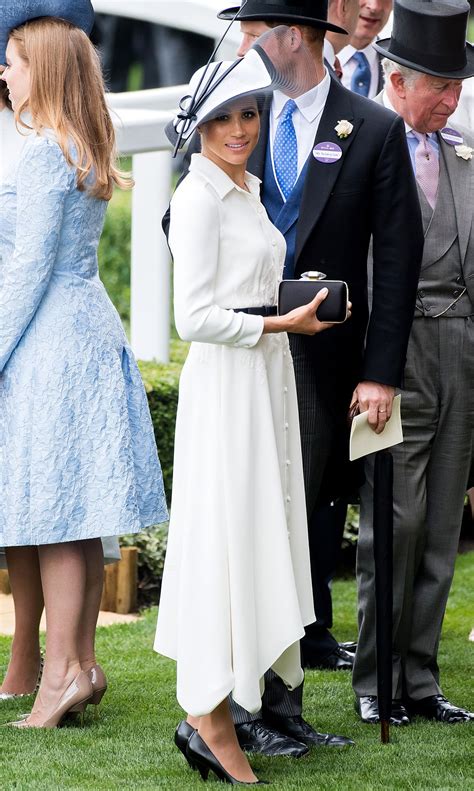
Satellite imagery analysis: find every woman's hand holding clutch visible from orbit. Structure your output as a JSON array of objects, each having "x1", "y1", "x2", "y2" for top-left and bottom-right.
[{"x1": 263, "y1": 289, "x2": 352, "y2": 336}]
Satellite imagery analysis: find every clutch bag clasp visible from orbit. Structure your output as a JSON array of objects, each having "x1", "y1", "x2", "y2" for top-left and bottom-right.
[{"x1": 300, "y1": 271, "x2": 327, "y2": 281}]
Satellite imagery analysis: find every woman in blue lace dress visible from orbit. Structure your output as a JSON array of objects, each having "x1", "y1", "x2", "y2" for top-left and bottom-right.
[{"x1": 0, "y1": 15, "x2": 167, "y2": 727}]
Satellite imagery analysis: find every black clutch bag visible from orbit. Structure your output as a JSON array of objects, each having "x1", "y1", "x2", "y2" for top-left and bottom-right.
[{"x1": 278, "y1": 273, "x2": 349, "y2": 324}]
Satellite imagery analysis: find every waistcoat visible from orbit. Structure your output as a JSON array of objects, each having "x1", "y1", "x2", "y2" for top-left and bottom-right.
[{"x1": 415, "y1": 146, "x2": 473, "y2": 318}]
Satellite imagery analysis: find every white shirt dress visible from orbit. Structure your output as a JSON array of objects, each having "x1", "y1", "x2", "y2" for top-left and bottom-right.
[{"x1": 154, "y1": 154, "x2": 315, "y2": 717}]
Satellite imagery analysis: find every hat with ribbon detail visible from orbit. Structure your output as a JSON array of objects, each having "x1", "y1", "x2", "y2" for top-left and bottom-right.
[
  {"x1": 374, "y1": 0, "x2": 474, "y2": 80},
  {"x1": 0, "y1": 0, "x2": 95, "y2": 64},
  {"x1": 218, "y1": 0, "x2": 347, "y2": 35},
  {"x1": 168, "y1": 25, "x2": 320, "y2": 154}
]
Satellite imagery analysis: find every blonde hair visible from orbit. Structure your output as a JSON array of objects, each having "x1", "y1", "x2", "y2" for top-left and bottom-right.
[{"x1": 11, "y1": 17, "x2": 132, "y2": 200}]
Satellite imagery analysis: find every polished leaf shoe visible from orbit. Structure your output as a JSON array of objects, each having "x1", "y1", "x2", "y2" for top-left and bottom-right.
[
  {"x1": 235, "y1": 719, "x2": 309, "y2": 758},
  {"x1": 339, "y1": 641, "x2": 357, "y2": 654},
  {"x1": 266, "y1": 714, "x2": 354, "y2": 747},
  {"x1": 355, "y1": 696, "x2": 410, "y2": 726},
  {"x1": 305, "y1": 645, "x2": 354, "y2": 671},
  {"x1": 175, "y1": 720, "x2": 196, "y2": 769},
  {"x1": 406, "y1": 695, "x2": 474, "y2": 724}
]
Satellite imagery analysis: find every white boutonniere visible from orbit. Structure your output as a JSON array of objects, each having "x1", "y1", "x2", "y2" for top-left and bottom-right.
[
  {"x1": 335, "y1": 120, "x2": 353, "y2": 139},
  {"x1": 455, "y1": 144, "x2": 473, "y2": 161}
]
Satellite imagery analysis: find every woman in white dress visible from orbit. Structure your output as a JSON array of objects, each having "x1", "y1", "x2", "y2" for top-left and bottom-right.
[{"x1": 154, "y1": 43, "x2": 346, "y2": 785}]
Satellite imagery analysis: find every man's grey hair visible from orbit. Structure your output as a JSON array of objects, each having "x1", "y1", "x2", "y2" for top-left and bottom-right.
[{"x1": 382, "y1": 58, "x2": 422, "y2": 88}]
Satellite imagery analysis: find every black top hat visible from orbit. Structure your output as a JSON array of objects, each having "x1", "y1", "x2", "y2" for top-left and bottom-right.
[
  {"x1": 218, "y1": 0, "x2": 347, "y2": 35},
  {"x1": 374, "y1": 0, "x2": 474, "y2": 80}
]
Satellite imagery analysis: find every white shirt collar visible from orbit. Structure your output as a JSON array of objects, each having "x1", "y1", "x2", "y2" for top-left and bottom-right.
[
  {"x1": 323, "y1": 39, "x2": 336, "y2": 69},
  {"x1": 189, "y1": 153, "x2": 261, "y2": 200},
  {"x1": 339, "y1": 41, "x2": 379, "y2": 70},
  {"x1": 273, "y1": 70, "x2": 331, "y2": 125}
]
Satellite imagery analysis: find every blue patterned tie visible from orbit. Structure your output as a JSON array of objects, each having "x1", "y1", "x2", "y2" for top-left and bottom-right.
[
  {"x1": 273, "y1": 99, "x2": 298, "y2": 200},
  {"x1": 351, "y1": 51, "x2": 371, "y2": 97}
]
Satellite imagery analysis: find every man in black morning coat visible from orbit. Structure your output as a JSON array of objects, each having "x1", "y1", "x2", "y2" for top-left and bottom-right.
[{"x1": 163, "y1": 0, "x2": 424, "y2": 759}]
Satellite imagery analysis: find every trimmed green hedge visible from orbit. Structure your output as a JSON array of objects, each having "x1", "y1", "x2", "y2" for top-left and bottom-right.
[
  {"x1": 138, "y1": 341, "x2": 187, "y2": 505},
  {"x1": 126, "y1": 346, "x2": 187, "y2": 607},
  {"x1": 99, "y1": 190, "x2": 132, "y2": 330}
]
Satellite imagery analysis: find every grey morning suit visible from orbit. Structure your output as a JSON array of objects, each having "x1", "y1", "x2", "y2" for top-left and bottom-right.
[{"x1": 353, "y1": 129, "x2": 474, "y2": 700}]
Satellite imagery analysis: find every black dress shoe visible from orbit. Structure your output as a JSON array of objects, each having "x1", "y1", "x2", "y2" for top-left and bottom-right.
[
  {"x1": 305, "y1": 645, "x2": 354, "y2": 671},
  {"x1": 175, "y1": 720, "x2": 196, "y2": 769},
  {"x1": 235, "y1": 720, "x2": 308, "y2": 758},
  {"x1": 266, "y1": 715, "x2": 354, "y2": 747},
  {"x1": 406, "y1": 695, "x2": 474, "y2": 724},
  {"x1": 339, "y1": 641, "x2": 357, "y2": 654},
  {"x1": 186, "y1": 731, "x2": 268, "y2": 784},
  {"x1": 355, "y1": 696, "x2": 410, "y2": 726}
]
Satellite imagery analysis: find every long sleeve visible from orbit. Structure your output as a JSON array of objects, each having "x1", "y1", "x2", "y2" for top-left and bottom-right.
[
  {"x1": 362, "y1": 114, "x2": 424, "y2": 386},
  {"x1": 0, "y1": 137, "x2": 70, "y2": 372},
  {"x1": 169, "y1": 179, "x2": 264, "y2": 348}
]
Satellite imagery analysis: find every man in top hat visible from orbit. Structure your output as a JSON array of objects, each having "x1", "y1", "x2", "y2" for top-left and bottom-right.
[
  {"x1": 164, "y1": 0, "x2": 423, "y2": 755},
  {"x1": 354, "y1": 0, "x2": 474, "y2": 726},
  {"x1": 339, "y1": 0, "x2": 392, "y2": 96}
]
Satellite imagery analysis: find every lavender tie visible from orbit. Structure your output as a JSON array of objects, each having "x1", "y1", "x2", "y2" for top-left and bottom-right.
[{"x1": 412, "y1": 131, "x2": 439, "y2": 210}]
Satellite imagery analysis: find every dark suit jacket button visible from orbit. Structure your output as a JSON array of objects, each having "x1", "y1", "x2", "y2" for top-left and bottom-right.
[
  {"x1": 451, "y1": 303, "x2": 457, "y2": 310},
  {"x1": 453, "y1": 290, "x2": 460, "y2": 298},
  {"x1": 418, "y1": 290, "x2": 425, "y2": 298},
  {"x1": 456, "y1": 275, "x2": 464, "y2": 284},
  {"x1": 425, "y1": 305, "x2": 432, "y2": 312}
]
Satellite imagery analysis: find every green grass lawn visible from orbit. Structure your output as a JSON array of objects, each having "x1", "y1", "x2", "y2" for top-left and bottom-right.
[{"x1": 0, "y1": 552, "x2": 473, "y2": 790}]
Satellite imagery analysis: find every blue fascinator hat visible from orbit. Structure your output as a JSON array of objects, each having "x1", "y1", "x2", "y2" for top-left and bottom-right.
[{"x1": 0, "y1": 0, "x2": 95, "y2": 64}]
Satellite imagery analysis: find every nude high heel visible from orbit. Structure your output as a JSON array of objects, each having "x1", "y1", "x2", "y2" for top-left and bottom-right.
[
  {"x1": 0, "y1": 654, "x2": 44, "y2": 702},
  {"x1": 87, "y1": 664, "x2": 107, "y2": 718},
  {"x1": 9, "y1": 671, "x2": 93, "y2": 729}
]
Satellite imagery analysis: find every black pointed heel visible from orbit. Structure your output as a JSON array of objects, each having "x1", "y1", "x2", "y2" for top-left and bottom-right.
[
  {"x1": 175, "y1": 720, "x2": 197, "y2": 770},
  {"x1": 186, "y1": 731, "x2": 268, "y2": 785}
]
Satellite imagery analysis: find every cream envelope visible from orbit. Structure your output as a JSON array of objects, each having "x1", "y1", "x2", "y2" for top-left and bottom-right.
[{"x1": 349, "y1": 394, "x2": 403, "y2": 461}]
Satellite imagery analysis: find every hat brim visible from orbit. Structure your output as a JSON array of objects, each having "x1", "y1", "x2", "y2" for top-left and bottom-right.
[
  {"x1": 374, "y1": 38, "x2": 474, "y2": 81},
  {"x1": 0, "y1": 1, "x2": 94, "y2": 64},
  {"x1": 166, "y1": 87, "x2": 270, "y2": 147},
  {"x1": 167, "y1": 50, "x2": 275, "y2": 148},
  {"x1": 218, "y1": 6, "x2": 347, "y2": 35}
]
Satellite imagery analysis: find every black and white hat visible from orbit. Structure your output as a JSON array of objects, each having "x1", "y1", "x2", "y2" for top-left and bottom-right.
[{"x1": 168, "y1": 25, "x2": 319, "y2": 152}]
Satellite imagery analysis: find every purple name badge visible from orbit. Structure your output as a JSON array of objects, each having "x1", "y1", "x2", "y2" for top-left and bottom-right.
[
  {"x1": 313, "y1": 142, "x2": 343, "y2": 164},
  {"x1": 440, "y1": 127, "x2": 464, "y2": 146}
]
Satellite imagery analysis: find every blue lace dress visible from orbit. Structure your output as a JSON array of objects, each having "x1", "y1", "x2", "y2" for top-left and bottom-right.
[{"x1": 0, "y1": 133, "x2": 168, "y2": 546}]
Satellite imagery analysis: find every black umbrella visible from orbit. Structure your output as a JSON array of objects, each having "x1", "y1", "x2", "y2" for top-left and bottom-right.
[{"x1": 372, "y1": 450, "x2": 394, "y2": 744}]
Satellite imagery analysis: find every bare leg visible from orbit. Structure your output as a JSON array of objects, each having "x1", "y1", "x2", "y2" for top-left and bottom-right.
[
  {"x1": 77, "y1": 538, "x2": 104, "y2": 672},
  {"x1": 198, "y1": 699, "x2": 257, "y2": 783},
  {"x1": 468, "y1": 488, "x2": 474, "y2": 518},
  {"x1": 28, "y1": 542, "x2": 85, "y2": 722},
  {"x1": 1, "y1": 547, "x2": 44, "y2": 694}
]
